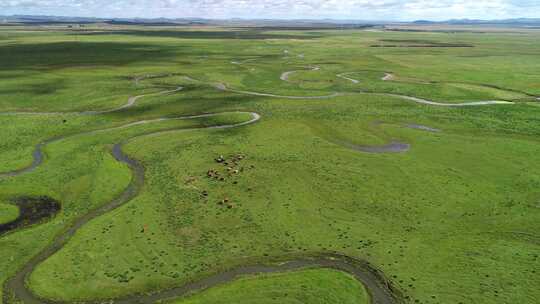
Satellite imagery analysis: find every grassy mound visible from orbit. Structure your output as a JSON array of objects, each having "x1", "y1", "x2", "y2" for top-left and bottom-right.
[
  {"x1": 0, "y1": 202, "x2": 18, "y2": 225},
  {"x1": 169, "y1": 269, "x2": 369, "y2": 304}
]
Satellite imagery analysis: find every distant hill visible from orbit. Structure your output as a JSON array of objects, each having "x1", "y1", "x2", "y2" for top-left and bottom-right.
[
  {"x1": 413, "y1": 18, "x2": 540, "y2": 26},
  {"x1": 1, "y1": 15, "x2": 540, "y2": 28},
  {"x1": 0, "y1": 15, "x2": 378, "y2": 28}
]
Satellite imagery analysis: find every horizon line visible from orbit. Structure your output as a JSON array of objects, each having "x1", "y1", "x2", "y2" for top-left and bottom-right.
[{"x1": 3, "y1": 14, "x2": 540, "y2": 23}]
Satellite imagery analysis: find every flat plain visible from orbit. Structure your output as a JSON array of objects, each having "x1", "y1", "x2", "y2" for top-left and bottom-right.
[{"x1": 0, "y1": 24, "x2": 539, "y2": 304}]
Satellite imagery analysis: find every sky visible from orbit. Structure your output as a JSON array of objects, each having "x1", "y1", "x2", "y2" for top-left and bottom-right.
[{"x1": 1, "y1": 0, "x2": 539, "y2": 21}]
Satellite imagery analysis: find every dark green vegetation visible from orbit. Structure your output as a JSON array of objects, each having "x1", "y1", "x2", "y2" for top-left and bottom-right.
[
  {"x1": 0, "y1": 25, "x2": 539, "y2": 304},
  {"x1": 169, "y1": 269, "x2": 369, "y2": 304}
]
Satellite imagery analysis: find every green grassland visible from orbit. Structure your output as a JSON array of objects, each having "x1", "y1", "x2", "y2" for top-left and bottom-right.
[
  {"x1": 0, "y1": 201, "x2": 19, "y2": 225},
  {"x1": 0, "y1": 25, "x2": 539, "y2": 304},
  {"x1": 168, "y1": 269, "x2": 369, "y2": 304}
]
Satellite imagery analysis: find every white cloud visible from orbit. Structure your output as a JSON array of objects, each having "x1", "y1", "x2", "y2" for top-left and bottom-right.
[{"x1": 0, "y1": 0, "x2": 539, "y2": 20}]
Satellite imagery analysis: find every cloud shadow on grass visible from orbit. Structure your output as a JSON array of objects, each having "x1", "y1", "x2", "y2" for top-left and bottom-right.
[
  {"x1": 0, "y1": 41, "x2": 186, "y2": 70},
  {"x1": 72, "y1": 29, "x2": 323, "y2": 40}
]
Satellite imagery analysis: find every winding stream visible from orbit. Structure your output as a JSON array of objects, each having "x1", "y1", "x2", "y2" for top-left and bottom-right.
[
  {"x1": 405, "y1": 124, "x2": 441, "y2": 132},
  {"x1": 280, "y1": 66, "x2": 320, "y2": 82},
  {"x1": 0, "y1": 107, "x2": 400, "y2": 304},
  {"x1": 0, "y1": 112, "x2": 257, "y2": 179},
  {"x1": 216, "y1": 80, "x2": 513, "y2": 106},
  {"x1": 0, "y1": 86, "x2": 183, "y2": 116},
  {"x1": 378, "y1": 93, "x2": 513, "y2": 107},
  {"x1": 337, "y1": 72, "x2": 361, "y2": 84},
  {"x1": 213, "y1": 82, "x2": 343, "y2": 99},
  {"x1": 0, "y1": 74, "x2": 182, "y2": 116},
  {"x1": 104, "y1": 254, "x2": 398, "y2": 304},
  {"x1": 4, "y1": 111, "x2": 263, "y2": 304},
  {"x1": 231, "y1": 58, "x2": 260, "y2": 65},
  {"x1": 1, "y1": 67, "x2": 520, "y2": 303}
]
